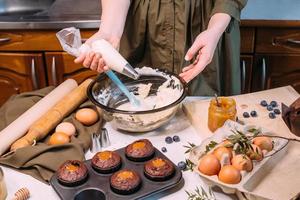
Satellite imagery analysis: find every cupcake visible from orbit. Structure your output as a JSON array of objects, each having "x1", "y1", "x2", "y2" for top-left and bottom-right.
[
  {"x1": 91, "y1": 151, "x2": 121, "y2": 173},
  {"x1": 57, "y1": 160, "x2": 88, "y2": 186},
  {"x1": 125, "y1": 139, "x2": 155, "y2": 162},
  {"x1": 110, "y1": 169, "x2": 141, "y2": 194},
  {"x1": 144, "y1": 157, "x2": 175, "y2": 181}
]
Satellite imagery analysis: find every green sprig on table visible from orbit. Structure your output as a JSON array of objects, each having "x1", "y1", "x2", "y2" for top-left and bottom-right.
[
  {"x1": 186, "y1": 186, "x2": 216, "y2": 200},
  {"x1": 183, "y1": 142, "x2": 196, "y2": 154},
  {"x1": 184, "y1": 158, "x2": 195, "y2": 172}
]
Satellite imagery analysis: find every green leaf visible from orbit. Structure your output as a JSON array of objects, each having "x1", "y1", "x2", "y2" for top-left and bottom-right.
[
  {"x1": 186, "y1": 186, "x2": 216, "y2": 200},
  {"x1": 184, "y1": 142, "x2": 197, "y2": 154},
  {"x1": 205, "y1": 141, "x2": 218, "y2": 153}
]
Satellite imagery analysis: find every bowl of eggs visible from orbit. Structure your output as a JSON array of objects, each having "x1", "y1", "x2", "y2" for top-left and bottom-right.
[
  {"x1": 87, "y1": 67, "x2": 187, "y2": 132},
  {"x1": 188, "y1": 120, "x2": 288, "y2": 194}
]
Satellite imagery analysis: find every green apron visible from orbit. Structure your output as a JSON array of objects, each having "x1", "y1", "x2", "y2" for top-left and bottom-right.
[{"x1": 120, "y1": 0, "x2": 247, "y2": 96}]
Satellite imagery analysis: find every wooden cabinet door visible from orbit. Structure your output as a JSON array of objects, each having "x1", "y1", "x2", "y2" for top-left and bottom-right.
[
  {"x1": 240, "y1": 55, "x2": 253, "y2": 94},
  {"x1": 252, "y1": 54, "x2": 300, "y2": 93},
  {"x1": 0, "y1": 53, "x2": 46, "y2": 105},
  {"x1": 45, "y1": 52, "x2": 98, "y2": 86}
]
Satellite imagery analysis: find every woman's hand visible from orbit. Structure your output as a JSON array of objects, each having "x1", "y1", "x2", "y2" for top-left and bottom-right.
[
  {"x1": 74, "y1": 0, "x2": 130, "y2": 73},
  {"x1": 179, "y1": 28, "x2": 220, "y2": 82},
  {"x1": 179, "y1": 13, "x2": 231, "y2": 83},
  {"x1": 74, "y1": 31, "x2": 120, "y2": 73}
]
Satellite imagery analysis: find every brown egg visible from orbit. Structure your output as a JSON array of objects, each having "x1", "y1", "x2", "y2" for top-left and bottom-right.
[
  {"x1": 198, "y1": 154, "x2": 221, "y2": 176},
  {"x1": 253, "y1": 136, "x2": 273, "y2": 152},
  {"x1": 49, "y1": 132, "x2": 70, "y2": 145},
  {"x1": 55, "y1": 122, "x2": 76, "y2": 136},
  {"x1": 213, "y1": 146, "x2": 233, "y2": 161},
  {"x1": 247, "y1": 144, "x2": 263, "y2": 161},
  {"x1": 75, "y1": 108, "x2": 99, "y2": 126},
  {"x1": 218, "y1": 165, "x2": 241, "y2": 184},
  {"x1": 231, "y1": 154, "x2": 253, "y2": 172}
]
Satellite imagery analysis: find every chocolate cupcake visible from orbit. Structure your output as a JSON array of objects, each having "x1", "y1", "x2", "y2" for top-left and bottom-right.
[
  {"x1": 110, "y1": 169, "x2": 141, "y2": 194},
  {"x1": 125, "y1": 139, "x2": 155, "y2": 162},
  {"x1": 91, "y1": 151, "x2": 121, "y2": 173},
  {"x1": 144, "y1": 157, "x2": 175, "y2": 181},
  {"x1": 57, "y1": 160, "x2": 88, "y2": 186}
]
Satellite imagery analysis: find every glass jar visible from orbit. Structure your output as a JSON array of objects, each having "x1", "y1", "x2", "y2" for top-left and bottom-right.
[
  {"x1": 0, "y1": 167, "x2": 7, "y2": 200},
  {"x1": 208, "y1": 97, "x2": 237, "y2": 132}
]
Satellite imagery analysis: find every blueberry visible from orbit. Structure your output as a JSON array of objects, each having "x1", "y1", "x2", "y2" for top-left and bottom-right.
[
  {"x1": 267, "y1": 105, "x2": 273, "y2": 111},
  {"x1": 269, "y1": 112, "x2": 276, "y2": 119},
  {"x1": 161, "y1": 147, "x2": 167, "y2": 153},
  {"x1": 274, "y1": 108, "x2": 281, "y2": 115},
  {"x1": 173, "y1": 135, "x2": 180, "y2": 142},
  {"x1": 177, "y1": 161, "x2": 187, "y2": 170},
  {"x1": 260, "y1": 100, "x2": 268, "y2": 107},
  {"x1": 270, "y1": 101, "x2": 278, "y2": 107},
  {"x1": 250, "y1": 110, "x2": 257, "y2": 117},
  {"x1": 165, "y1": 136, "x2": 173, "y2": 144},
  {"x1": 243, "y1": 112, "x2": 250, "y2": 118}
]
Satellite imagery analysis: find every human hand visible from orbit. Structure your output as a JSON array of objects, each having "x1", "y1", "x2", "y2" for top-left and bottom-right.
[
  {"x1": 74, "y1": 31, "x2": 120, "y2": 73},
  {"x1": 179, "y1": 13, "x2": 231, "y2": 83},
  {"x1": 179, "y1": 28, "x2": 220, "y2": 83}
]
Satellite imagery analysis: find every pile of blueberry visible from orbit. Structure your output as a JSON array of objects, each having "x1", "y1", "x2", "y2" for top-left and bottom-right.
[{"x1": 260, "y1": 100, "x2": 281, "y2": 119}]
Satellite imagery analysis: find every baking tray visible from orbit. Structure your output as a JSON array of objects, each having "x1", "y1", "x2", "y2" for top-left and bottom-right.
[
  {"x1": 188, "y1": 120, "x2": 288, "y2": 197},
  {"x1": 50, "y1": 147, "x2": 183, "y2": 200}
]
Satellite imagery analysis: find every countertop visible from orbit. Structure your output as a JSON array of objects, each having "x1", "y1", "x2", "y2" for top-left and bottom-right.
[
  {"x1": 1, "y1": 99, "x2": 236, "y2": 200},
  {"x1": 183, "y1": 86, "x2": 300, "y2": 200},
  {"x1": 2, "y1": 86, "x2": 300, "y2": 200},
  {"x1": 0, "y1": 0, "x2": 300, "y2": 30}
]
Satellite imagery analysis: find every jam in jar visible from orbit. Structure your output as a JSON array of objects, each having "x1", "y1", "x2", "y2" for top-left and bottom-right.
[{"x1": 208, "y1": 97, "x2": 237, "y2": 132}]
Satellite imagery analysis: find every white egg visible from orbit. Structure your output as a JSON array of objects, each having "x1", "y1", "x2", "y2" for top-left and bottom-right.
[{"x1": 55, "y1": 122, "x2": 76, "y2": 136}]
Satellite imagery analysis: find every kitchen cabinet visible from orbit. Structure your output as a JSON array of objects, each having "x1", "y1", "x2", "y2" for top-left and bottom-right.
[
  {"x1": 45, "y1": 52, "x2": 98, "y2": 86},
  {"x1": 0, "y1": 52, "x2": 46, "y2": 105},
  {"x1": 0, "y1": 30, "x2": 96, "y2": 106},
  {"x1": 240, "y1": 25, "x2": 300, "y2": 94},
  {"x1": 251, "y1": 28, "x2": 300, "y2": 92},
  {"x1": 240, "y1": 27, "x2": 255, "y2": 94},
  {"x1": 252, "y1": 54, "x2": 300, "y2": 92}
]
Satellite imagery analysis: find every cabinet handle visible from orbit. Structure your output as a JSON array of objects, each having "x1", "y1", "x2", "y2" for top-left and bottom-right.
[
  {"x1": 0, "y1": 37, "x2": 11, "y2": 43},
  {"x1": 241, "y1": 60, "x2": 246, "y2": 92},
  {"x1": 286, "y1": 39, "x2": 300, "y2": 45},
  {"x1": 51, "y1": 56, "x2": 58, "y2": 86},
  {"x1": 31, "y1": 58, "x2": 38, "y2": 90},
  {"x1": 261, "y1": 58, "x2": 267, "y2": 90},
  {"x1": 273, "y1": 38, "x2": 300, "y2": 47}
]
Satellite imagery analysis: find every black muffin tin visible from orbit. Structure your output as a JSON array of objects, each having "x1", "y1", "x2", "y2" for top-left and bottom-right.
[{"x1": 50, "y1": 147, "x2": 183, "y2": 200}]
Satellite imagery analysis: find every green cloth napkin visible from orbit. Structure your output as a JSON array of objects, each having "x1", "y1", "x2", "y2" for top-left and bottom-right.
[{"x1": 0, "y1": 86, "x2": 102, "y2": 184}]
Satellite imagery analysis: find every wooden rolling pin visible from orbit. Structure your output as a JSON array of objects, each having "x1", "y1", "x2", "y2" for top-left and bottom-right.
[
  {"x1": 0, "y1": 79, "x2": 78, "y2": 156},
  {"x1": 10, "y1": 79, "x2": 93, "y2": 151}
]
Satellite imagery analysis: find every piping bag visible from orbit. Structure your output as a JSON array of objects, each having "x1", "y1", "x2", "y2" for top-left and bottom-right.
[{"x1": 56, "y1": 27, "x2": 140, "y2": 106}]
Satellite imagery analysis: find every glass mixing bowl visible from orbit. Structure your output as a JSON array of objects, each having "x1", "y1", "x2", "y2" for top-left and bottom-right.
[{"x1": 87, "y1": 68, "x2": 187, "y2": 132}]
